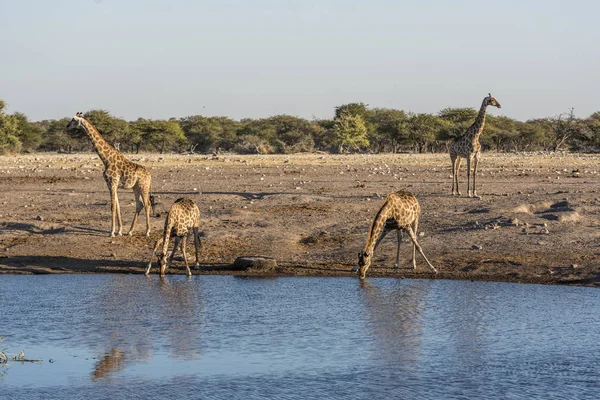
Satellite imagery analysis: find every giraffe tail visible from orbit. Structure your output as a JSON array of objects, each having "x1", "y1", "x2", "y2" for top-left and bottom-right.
[{"x1": 149, "y1": 185, "x2": 156, "y2": 215}]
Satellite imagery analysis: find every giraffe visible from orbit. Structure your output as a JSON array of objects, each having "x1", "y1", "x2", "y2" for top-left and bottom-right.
[
  {"x1": 450, "y1": 94, "x2": 502, "y2": 198},
  {"x1": 351, "y1": 190, "x2": 437, "y2": 279},
  {"x1": 66, "y1": 112, "x2": 153, "y2": 237},
  {"x1": 145, "y1": 197, "x2": 201, "y2": 277}
]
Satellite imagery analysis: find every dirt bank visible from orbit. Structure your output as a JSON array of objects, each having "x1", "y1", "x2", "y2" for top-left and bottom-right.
[{"x1": 1, "y1": 152, "x2": 599, "y2": 287}]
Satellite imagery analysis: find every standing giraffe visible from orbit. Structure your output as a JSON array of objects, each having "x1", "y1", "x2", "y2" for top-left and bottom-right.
[
  {"x1": 146, "y1": 197, "x2": 201, "y2": 277},
  {"x1": 67, "y1": 112, "x2": 153, "y2": 237},
  {"x1": 450, "y1": 94, "x2": 502, "y2": 197},
  {"x1": 352, "y1": 190, "x2": 437, "y2": 279}
]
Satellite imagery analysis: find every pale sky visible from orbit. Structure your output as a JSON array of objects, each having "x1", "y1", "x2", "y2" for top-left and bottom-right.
[{"x1": 1, "y1": 0, "x2": 598, "y2": 122}]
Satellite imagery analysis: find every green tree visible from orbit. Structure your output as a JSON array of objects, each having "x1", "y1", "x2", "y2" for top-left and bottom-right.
[
  {"x1": 369, "y1": 108, "x2": 408, "y2": 152},
  {"x1": 179, "y1": 115, "x2": 239, "y2": 152},
  {"x1": 312, "y1": 119, "x2": 335, "y2": 151},
  {"x1": 332, "y1": 112, "x2": 369, "y2": 153},
  {"x1": 551, "y1": 108, "x2": 581, "y2": 151},
  {"x1": 437, "y1": 107, "x2": 478, "y2": 142},
  {"x1": 334, "y1": 102, "x2": 371, "y2": 120},
  {"x1": 438, "y1": 107, "x2": 478, "y2": 124},
  {"x1": 406, "y1": 113, "x2": 446, "y2": 153},
  {"x1": 521, "y1": 118, "x2": 555, "y2": 150},
  {"x1": 265, "y1": 115, "x2": 316, "y2": 153},
  {"x1": 0, "y1": 100, "x2": 21, "y2": 153},
  {"x1": 582, "y1": 112, "x2": 600, "y2": 150},
  {"x1": 131, "y1": 118, "x2": 186, "y2": 153},
  {"x1": 484, "y1": 115, "x2": 520, "y2": 152},
  {"x1": 13, "y1": 112, "x2": 43, "y2": 152},
  {"x1": 41, "y1": 118, "x2": 81, "y2": 152}
]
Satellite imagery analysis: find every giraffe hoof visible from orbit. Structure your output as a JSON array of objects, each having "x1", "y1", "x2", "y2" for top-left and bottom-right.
[
  {"x1": 393, "y1": 264, "x2": 399, "y2": 269},
  {"x1": 110, "y1": 233, "x2": 116, "y2": 237},
  {"x1": 127, "y1": 231, "x2": 133, "y2": 236}
]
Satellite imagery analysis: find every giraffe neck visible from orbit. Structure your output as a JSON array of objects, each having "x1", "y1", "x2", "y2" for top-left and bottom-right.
[
  {"x1": 80, "y1": 119, "x2": 119, "y2": 166},
  {"x1": 364, "y1": 207, "x2": 388, "y2": 255},
  {"x1": 466, "y1": 99, "x2": 489, "y2": 141}
]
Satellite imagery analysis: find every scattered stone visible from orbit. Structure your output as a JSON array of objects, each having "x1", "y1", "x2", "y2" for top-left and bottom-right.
[
  {"x1": 571, "y1": 264, "x2": 579, "y2": 269},
  {"x1": 471, "y1": 244, "x2": 483, "y2": 250},
  {"x1": 509, "y1": 218, "x2": 519, "y2": 226},
  {"x1": 418, "y1": 232, "x2": 425, "y2": 237},
  {"x1": 35, "y1": 215, "x2": 44, "y2": 221}
]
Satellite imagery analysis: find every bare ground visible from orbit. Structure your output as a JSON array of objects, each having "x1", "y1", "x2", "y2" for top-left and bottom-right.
[{"x1": 1, "y1": 152, "x2": 600, "y2": 287}]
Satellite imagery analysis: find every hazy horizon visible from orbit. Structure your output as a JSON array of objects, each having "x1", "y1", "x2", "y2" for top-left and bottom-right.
[{"x1": 1, "y1": 0, "x2": 598, "y2": 122}]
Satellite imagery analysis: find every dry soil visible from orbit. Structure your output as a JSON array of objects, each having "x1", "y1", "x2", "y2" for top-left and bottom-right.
[{"x1": 1, "y1": 152, "x2": 599, "y2": 286}]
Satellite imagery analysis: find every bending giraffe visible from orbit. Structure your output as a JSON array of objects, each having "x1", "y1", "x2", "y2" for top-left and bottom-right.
[
  {"x1": 450, "y1": 94, "x2": 502, "y2": 197},
  {"x1": 146, "y1": 197, "x2": 201, "y2": 277},
  {"x1": 352, "y1": 190, "x2": 436, "y2": 279},
  {"x1": 67, "y1": 112, "x2": 153, "y2": 237}
]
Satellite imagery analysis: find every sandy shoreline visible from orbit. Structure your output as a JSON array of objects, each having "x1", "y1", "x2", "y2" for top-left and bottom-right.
[{"x1": 0, "y1": 152, "x2": 599, "y2": 287}]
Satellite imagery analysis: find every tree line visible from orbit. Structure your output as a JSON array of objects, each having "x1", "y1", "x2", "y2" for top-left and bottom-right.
[{"x1": 1, "y1": 99, "x2": 599, "y2": 155}]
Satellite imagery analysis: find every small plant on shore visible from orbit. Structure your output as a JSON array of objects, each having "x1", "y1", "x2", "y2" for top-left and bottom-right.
[
  {"x1": 0, "y1": 337, "x2": 8, "y2": 364},
  {"x1": 0, "y1": 337, "x2": 40, "y2": 364},
  {"x1": 12, "y1": 350, "x2": 25, "y2": 362}
]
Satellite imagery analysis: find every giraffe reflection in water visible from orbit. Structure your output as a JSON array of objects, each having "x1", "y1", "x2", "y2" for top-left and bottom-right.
[
  {"x1": 358, "y1": 279, "x2": 428, "y2": 366},
  {"x1": 91, "y1": 276, "x2": 202, "y2": 380}
]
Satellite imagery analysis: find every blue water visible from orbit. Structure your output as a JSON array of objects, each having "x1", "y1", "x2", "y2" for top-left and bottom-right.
[{"x1": 1, "y1": 275, "x2": 599, "y2": 399}]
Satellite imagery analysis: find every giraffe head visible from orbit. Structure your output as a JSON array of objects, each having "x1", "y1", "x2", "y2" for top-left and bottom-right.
[
  {"x1": 66, "y1": 112, "x2": 85, "y2": 130},
  {"x1": 356, "y1": 251, "x2": 372, "y2": 279},
  {"x1": 486, "y1": 94, "x2": 501, "y2": 109}
]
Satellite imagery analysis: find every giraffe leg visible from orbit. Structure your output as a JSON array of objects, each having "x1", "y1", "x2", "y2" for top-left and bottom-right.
[
  {"x1": 406, "y1": 226, "x2": 437, "y2": 273},
  {"x1": 146, "y1": 238, "x2": 163, "y2": 275},
  {"x1": 473, "y1": 152, "x2": 481, "y2": 198},
  {"x1": 193, "y1": 227, "x2": 201, "y2": 270},
  {"x1": 374, "y1": 228, "x2": 392, "y2": 252},
  {"x1": 166, "y1": 236, "x2": 180, "y2": 274},
  {"x1": 107, "y1": 181, "x2": 119, "y2": 237},
  {"x1": 373, "y1": 228, "x2": 395, "y2": 269},
  {"x1": 114, "y1": 189, "x2": 123, "y2": 236},
  {"x1": 455, "y1": 158, "x2": 462, "y2": 196},
  {"x1": 181, "y1": 235, "x2": 192, "y2": 276},
  {"x1": 394, "y1": 229, "x2": 402, "y2": 269},
  {"x1": 451, "y1": 155, "x2": 457, "y2": 196},
  {"x1": 128, "y1": 186, "x2": 142, "y2": 236},
  {"x1": 143, "y1": 189, "x2": 151, "y2": 237},
  {"x1": 412, "y1": 218, "x2": 422, "y2": 270},
  {"x1": 466, "y1": 156, "x2": 472, "y2": 198}
]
